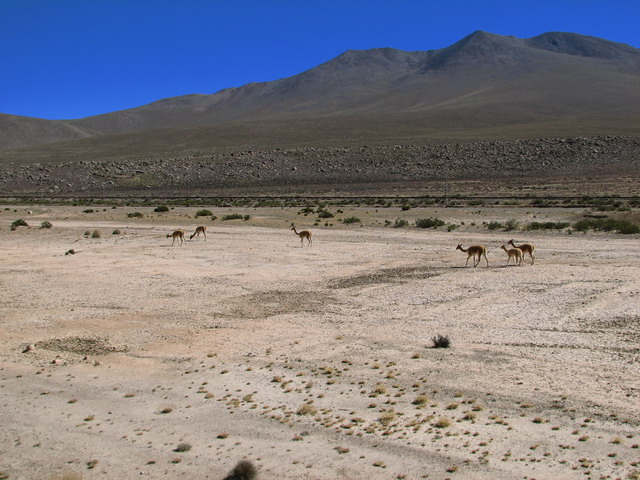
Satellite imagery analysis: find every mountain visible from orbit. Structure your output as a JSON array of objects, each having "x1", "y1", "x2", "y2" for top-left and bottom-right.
[{"x1": 1, "y1": 31, "x2": 639, "y2": 153}]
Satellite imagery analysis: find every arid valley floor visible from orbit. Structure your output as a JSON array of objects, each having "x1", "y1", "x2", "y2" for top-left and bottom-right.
[{"x1": 0, "y1": 205, "x2": 639, "y2": 479}]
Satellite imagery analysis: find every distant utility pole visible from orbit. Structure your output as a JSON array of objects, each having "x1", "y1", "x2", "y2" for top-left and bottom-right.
[{"x1": 444, "y1": 171, "x2": 448, "y2": 206}]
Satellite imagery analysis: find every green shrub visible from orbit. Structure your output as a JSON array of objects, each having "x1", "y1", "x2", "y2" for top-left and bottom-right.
[
  {"x1": 527, "y1": 221, "x2": 570, "y2": 230},
  {"x1": 222, "y1": 213, "x2": 244, "y2": 220},
  {"x1": 342, "y1": 216, "x2": 361, "y2": 224},
  {"x1": 317, "y1": 210, "x2": 334, "y2": 218},
  {"x1": 10, "y1": 219, "x2": 28, "y2": 230},
  {"x1": 195, "y1": 209, "x2": 213, "y2": 217},
  {"x1": 40, "y1": 221, "x2": 53, "y2": 229},
  {"x1": 446, "y1": 224, "x2": 459, "y2": 232},
  {"x1": 574, "y1": 218, "x2": 639, "y2": 234},
  {"x1": 91, "y1": 230, "x2": 101, "y2": 238},
  {"x1": 112, "y1": 229, "x2": 121, "y2": 235},
  {"x1": 154, "y1": 205, "x2": 169, "y2": 213},
  {"x1": 243, "y1": 214, "x2": 251, "y2": 221},
  {"x1": 504, "y1": 219, "x2": 520, "y2": 231},
  {"x1": 211, "y1": 215, "x2": 217, "y2": 222},
  {"x1": 393, "y1": 218, "x2": 409, "y2": 228},
  {"x1": 415, "y1": 217, "x2": 445, "y2": 229},
  {"x1": 486, "y1": 221, "x2": 505, "y2": 230},
  {"x1": 82, "y1": 209, "x2": 95, "y2": 214},
  {"x1": 127, "y1": 212, "x2": 143, "y2": 218},
  {"x1": 401, "y1": 204, "x2": 411, "y2": 211}
]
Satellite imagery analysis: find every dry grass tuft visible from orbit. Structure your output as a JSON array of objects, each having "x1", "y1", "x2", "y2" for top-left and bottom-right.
[{"x1": 296, "y1": 403, "x2": 318, "y2": 416}]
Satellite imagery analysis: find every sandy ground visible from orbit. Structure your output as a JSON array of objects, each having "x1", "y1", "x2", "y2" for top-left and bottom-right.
[{"x1": 0, "y1": 205, "x2": 638, "y2": 480}]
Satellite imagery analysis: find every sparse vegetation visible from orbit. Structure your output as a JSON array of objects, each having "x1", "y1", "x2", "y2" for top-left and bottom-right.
[
  {"x1": 91, "y1": 230, "x2": 101, "y2": 238},
  {"x1": 431, "y1": 334, "x2": 451, "y2": 348},
  {"x1": 40, "y1": 221, "x2": 53, "y2": 229},
  {"x1": 393, "y1": 218, "x2": 409, "y2": 228},
  {"x1": 296, "y1": 403, "x2": 318, "y2": 416},
  {"x1": 174, "y1": 443, "x2": 191, "y2": 452},
  {"x1": 82, "y1": 209, "x2": 94, "y2": 214},
  {"x1": 342, "y1": 216, "x2": 361, "y2": 224},
  {"x1": 504, "y1": 218, "x2": 520, "y2": 231},
  {"x1": 573, "y1": 218, "x2": 640, "y2": 234},
  {"x1": 153, "y1": 205, "x2": 169, "y2": 212},
  {"x1": 434, "y1": 417, "x2": 451, "y2": 428},
  {"x1": 415, "y1": 217, "x2": 445, "y2": 228},
  {"x1": 11, "y1": 219, "x2": 28, "y2": 230},
  {"x1": 527, "y1": 221, "x2": 571, "y2": 230},
  {"x1": 222, "y1": 213, "x2": 244, "y2": 220},
  {"x1": 195, "y1": 209, "x2": 213, "y2": 217},
  {"x1": 486, "y1": 221, "x2": 505, "y2": 230},
  {"x1": 126, "y1": 212, "x2": 143, "y2": 218},
  {"x1": 112, "y1": 229, "x2": 121, "y2": 235}
]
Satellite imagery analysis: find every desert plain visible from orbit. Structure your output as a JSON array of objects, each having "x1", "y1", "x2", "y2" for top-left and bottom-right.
[{"x1": 0, "y1": 203, "x2": 638, "y2": 480}]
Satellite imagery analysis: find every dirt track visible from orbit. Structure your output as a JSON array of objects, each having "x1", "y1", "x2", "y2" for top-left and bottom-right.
[{"x1": 0, "y1": 206, "x2": 638, "y2": 479}]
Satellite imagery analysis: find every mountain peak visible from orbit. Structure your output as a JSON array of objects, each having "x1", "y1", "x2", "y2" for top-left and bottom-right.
[{"x1": 527, "y1": 31, "x2": 639, "y2": 59}]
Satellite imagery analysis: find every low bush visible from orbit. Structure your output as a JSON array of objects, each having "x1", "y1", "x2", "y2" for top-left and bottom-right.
[
  {"x1": 527, "y1": 221, "x2": 571, "y2": 230},
  {"x1": 82, "y1": 209, "x2": 94, "y2": 214},
  {"x1": 127, "y1": 212, "x2": 143, "y2": 218},
  {"x1": 112, "y1": 229, "x2": 121, "y2": 235},
  {"x1": 40, "y1": 221, "x2": 53, "y2": 229},
  {"x1": 91, "y1": 230, "x2": 101, "y2": 238},
  {"x1": 415, "y1": 217, "x2": 445, "y2": 229},
  {"x1": 243, "y1": 214, "x2": 251, "y2": 221},
  {"x1": 153, "y1": 205, "x2": 169, "y2": 212},
  {"x1": 393, "y1": 218, "x2": 409, "y2": 228},
  {"x1": 486, "y1": 221, "x2": 505, "y2": 230},
  {"x1": 222, "y1": 213, "x2": 244, "y2": 220},
  {"x1": 573, "y1": 218, "x2": 640, "y2": 234},
  {"x1": 317, "y1": 210, "x2": 334, "y2": 218},
  {"x1": 10, "y1": 219, "x2": 28, "y2": 230},
  {"x1": 504, "y1": 218, "x2": 520, "y2": 231},
  {"x1": 342, "y1": 216, "x2": 361, "y2": 224},
  {"x1": 431, "y1": 334, "x2": 451, "y2": 348},
  {"x1": 211, "y1": 215, "x2": 218, "y2": 221},
  {"x1": 195, "y1": 209, "x2": 213, "y2": 217}
]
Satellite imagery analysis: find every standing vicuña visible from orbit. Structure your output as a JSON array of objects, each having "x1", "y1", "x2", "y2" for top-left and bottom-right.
[
  {"x1": 167, "y1": 230, "x2": 185, "y2": 246},
  {"x1": 190, "y1": 225, "x2": 207, "y2": 241},
  {"x1": 291, "y1": 225, "x2": 312, "y2": 247},
  {"x1": 456, "y1": 244, "x2": 488, "y2": 267},
  {"x1": 501, "y1": 244, "x2": 523, "y2": 266},
  {"x1": 508, "y1": 239, "x2": 536, "y2": 264}
]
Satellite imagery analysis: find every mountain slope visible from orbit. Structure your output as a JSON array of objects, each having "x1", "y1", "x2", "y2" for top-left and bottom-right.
[{"x1": 2, "y1": 30, "x2": 639, "y2": 150}]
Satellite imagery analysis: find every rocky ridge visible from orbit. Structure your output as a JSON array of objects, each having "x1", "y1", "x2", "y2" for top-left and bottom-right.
[{"x1": 0, "y1": 136, "x2": 638, "y2": 196}]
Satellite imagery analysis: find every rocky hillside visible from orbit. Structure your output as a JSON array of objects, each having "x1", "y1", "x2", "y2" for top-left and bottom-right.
[{"x1": 1, "y1": 136, "x2": 638, "y2": 197}]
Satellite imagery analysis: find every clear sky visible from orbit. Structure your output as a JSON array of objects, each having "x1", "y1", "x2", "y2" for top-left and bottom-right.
[{"x1": 2, "y1": 0, "x2": 639, "y2": 120}]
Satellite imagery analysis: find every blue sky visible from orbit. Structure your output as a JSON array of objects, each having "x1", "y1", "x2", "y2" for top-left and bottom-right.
[{"x1": 1, "y1": 0, "x2": 639, "y2": 120}]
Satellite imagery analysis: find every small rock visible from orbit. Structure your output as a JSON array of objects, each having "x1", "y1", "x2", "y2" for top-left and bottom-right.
[{"x1": 22, "y1": 344, "x2": 35, "y2": 353}]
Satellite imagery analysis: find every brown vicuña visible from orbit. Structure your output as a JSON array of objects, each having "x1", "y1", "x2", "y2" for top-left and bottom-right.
[
  {"x1": 190, "y1": 225, "x2": 207, "y2": 241},
  {"x1": 508, "y1": 239, "x2": 536, "y2": 264},
  {"x1": 291, "y1": 225, "x2": 312, "y2": 247},
  {"x1": 456, "y1": 244, "x2": 488, "y2": 267},
  {"x1": 167, "y1": 230, "x2": 185, "y2": 246},
  {"x1": 501, "y1": 244, "x2": 523, "y2": 266}
]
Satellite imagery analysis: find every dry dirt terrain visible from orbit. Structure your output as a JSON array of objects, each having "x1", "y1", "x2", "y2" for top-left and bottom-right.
[{"x1": 0, "y1": 205, "x2": 638, "y2": 480}]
